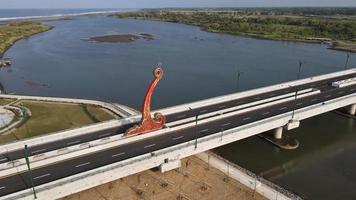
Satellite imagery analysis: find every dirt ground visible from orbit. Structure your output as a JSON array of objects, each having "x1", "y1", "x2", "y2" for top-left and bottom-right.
[{"x1": 61, "y1": 156, "x2": 267, "y2": 200}]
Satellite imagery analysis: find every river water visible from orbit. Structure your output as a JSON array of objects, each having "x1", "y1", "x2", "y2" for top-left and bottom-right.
[{"x1": 1, "y1": 15, "x2": 356, "y2": 199}]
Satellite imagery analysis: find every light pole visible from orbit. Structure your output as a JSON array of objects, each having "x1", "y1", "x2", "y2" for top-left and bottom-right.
[
  {"x1": 292, "y1": 60, "x2": 303, "y2": 120},
  {"x1": 344, "y1": 52, "x2": 350, "y2": 70},
  {"x1": 189, "y1": 107, "x2": 198, "y2": 149},
  {"x1": 24, "y1": 145, "x2": 37, "y2": 199},
  {"x1": 236, "y1": 70, "x2": 242, "y2": 92},
  {"x1": 194, "y1": 115, "x2": 198, "y2": 149}
]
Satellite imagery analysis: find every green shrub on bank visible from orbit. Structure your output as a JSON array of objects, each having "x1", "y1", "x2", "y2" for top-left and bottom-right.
[
  {"x1": 0, "y1": 22, "x2": 52, "y2": 55},
  {"x1": 112, "y1": 11, "x2": 356, "y2": 42}
]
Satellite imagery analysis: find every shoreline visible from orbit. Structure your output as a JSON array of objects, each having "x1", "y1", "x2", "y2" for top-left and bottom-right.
[
  {"x1": 0, "y1": 10, "x2": 128, "y2": 24},
  {"x1": 112, "y1": 13, "x2": 356, "y2": 53},
  {"x1": 0, "y1": 23, "x2": 53, "y2": 59}
]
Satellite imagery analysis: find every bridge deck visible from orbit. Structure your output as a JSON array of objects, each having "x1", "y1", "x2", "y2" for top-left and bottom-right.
[
  {"x1": 0, "y1": 71, "x2": 355, "y2": 165},
  {"x1": 0, "y1": 70, "x2": 355, "y2": 197}
]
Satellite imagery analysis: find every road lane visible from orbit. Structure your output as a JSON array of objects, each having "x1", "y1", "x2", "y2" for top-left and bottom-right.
[
  {"x1": 0, "y1": 84, "x2": 354, "y2": 197},
  {"x1": 0, "y1": 72, "x2": 355, "y2": 164}
]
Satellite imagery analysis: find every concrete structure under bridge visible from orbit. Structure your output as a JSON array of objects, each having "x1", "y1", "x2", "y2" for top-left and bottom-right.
[{"x1": 0, "y1": 68, "x2": 355, "y2": 200}]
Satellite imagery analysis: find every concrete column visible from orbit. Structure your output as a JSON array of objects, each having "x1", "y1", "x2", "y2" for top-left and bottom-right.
[
  {"x1": 274, "y1": 127, "x2": 283, "y2": 139},
  {"x1": 348, "y1": 104, "x2": 356, "y2": 115},
  {"x1": 160, "y1": 159, "x2": 181, "y2": 173}
]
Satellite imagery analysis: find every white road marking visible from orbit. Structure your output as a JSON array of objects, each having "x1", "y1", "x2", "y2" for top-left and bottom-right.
[
  {"x1": 31, "y1": 149, "x2": 47, "y2": 154},
  {"x1": 200, "y1": 129, "x2": 209, "y2": 133},
  {"x1": 296, "y1": 103, "x2": 303, "y2": 106},
  {"x1": 67, "y1": 140, "x2": 81, "y2": 145},
  {"x1": 144, "y1": 144, "x2": 156, "y2": 149},
  {"x1": 280, "y1": 107, "x2": 287, "y2": 110},
  {"x1": 325, "y1": 95, "x2": 331, "y2": 98},
  {"x1": 0, "y1": 186, "x2": 6, "y2": 190},
  {"x1": 75, "y1": 162, "x2": 91, "y2": 168},
  {"x1": 172, "y1": 136, "x2": 184, "y2": 140},
  {"x1": 219, "y1": 105, "x2": 226, "y2": 109},
  {"x1": 177, "y1": 115, "x2": 186, "y2": 119},
  {"x1": 254, "y1": 97, "x2": 261, "y2": 100},
  {"x1": 99, "y1": 133, "x2": 111, "y2": 138},
  {"x1": 243, "y1": 117, "x2": 251, "y2": 121},
  {"x1": 199, "y1": 110, "x2": 208, "y2": 113},
  {"x1": 112, "y1": 152, "x2": 125, "y2": 158},
  {"x1": 34, "y1": 173, "x2": 51, "y2": 180},
  {"x1": 0, "y1": 158, "x2": 7, "y2": 162},
  {"x1": 222, "y1": 122, "x2": 231, "y2": 127},
  {"x1": 262, "y1": 112, "x2": 270, "y2": 115},
  {"x1": 311, "y1": 98, "x2": 318, "y2": 102}
]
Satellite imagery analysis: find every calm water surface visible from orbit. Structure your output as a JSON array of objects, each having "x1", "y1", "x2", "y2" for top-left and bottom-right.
[{"x1": 2, "y1": 15, "x2": 356, "y2": 199}]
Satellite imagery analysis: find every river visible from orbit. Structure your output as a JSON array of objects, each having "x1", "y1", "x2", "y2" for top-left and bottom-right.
[{"x1": 1, "y1": 15, "x2": 356, "y2": 199}]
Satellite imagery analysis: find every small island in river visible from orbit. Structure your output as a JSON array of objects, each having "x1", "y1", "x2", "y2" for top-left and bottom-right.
[{"x1": 85, "y1": 33, "x2": 154, "y2": 43}]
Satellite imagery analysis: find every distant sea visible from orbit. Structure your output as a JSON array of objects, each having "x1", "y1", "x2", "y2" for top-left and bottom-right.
[{"x1": 0, "y1": 8, "x2": 133, "y2": 21}]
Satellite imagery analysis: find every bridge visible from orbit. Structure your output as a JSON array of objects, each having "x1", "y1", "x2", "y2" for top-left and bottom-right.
[{"x1": 0, "y1": 67, "x2": 355, "y2": 200}]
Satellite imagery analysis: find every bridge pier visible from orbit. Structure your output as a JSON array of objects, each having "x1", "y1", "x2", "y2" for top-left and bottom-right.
[
  {"x1": 260, "y1": 120, "x2": 300, "y2": 150},
  {"x1": 333, "y1": 104, "x2": 356, "y2": 119},
  {"x1": 348, "y1": 104, "x2": 356, "y2": 115},
  {"x1": 159, "y1": 159, "x2": 181, "y2": 173},
  {"x1": 273, "y1": 127, "x2": 283, "y2": 139},
  {"x1": 273, "y1": 120, "x2": 300, "y2": 140}
]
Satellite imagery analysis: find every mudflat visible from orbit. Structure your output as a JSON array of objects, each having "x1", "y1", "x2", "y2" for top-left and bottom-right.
[{"x1": 86, "y1": 33, "x2": 154, "y2": 43}]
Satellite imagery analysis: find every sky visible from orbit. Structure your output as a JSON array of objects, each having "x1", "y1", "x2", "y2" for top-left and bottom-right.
[{"x1": 1, "y1": 0, "x2": 356, "y2": 9}]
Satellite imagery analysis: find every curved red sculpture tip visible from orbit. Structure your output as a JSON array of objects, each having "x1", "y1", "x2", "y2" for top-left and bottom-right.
[{"x1": 126, "y1": 67, "x2": 165, "y2": 136}]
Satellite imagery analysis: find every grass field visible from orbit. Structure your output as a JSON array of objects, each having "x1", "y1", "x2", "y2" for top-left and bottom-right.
[
  {"x1": 0, "y1": 98, "x2": 15, "y2": 106},
  {"x1": 0, "y1": 21, "x2": 52, "y2": 55},
  {"x1": 0, "y1": 100, "x2": 116, "y2": 144}
]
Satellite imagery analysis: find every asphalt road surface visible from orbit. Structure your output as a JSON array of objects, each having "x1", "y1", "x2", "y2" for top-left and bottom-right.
[
  {"x1": 0, "y1": 80, "x2": 355, "y2": 197},
  {"x1": 0, "y1": 72, "x2": 355, "y2": 164},
  {"x1": 0, "y1": 72, "x2": 355, "y2": 163}
]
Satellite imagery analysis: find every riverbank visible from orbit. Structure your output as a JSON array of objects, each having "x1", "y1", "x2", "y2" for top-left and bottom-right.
[
  {"x1": 0, "y1": 21, "x2": 52, "y2": 58},
  {"x1": 111, "y1": 10, "x2": 356, "y2": 52}
]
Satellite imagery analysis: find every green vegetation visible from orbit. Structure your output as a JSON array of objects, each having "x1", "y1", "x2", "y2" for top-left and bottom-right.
[
  {"x1": 158, "y1": 7, "x2": 356, "y2": 16},
  {"x1": 112, "y1": 9, "x2": 356, "y2": 52},
  {"x1": 0, "y1": 100, "x2": 115, "y2": 144},
  {"x1": 0, "y1": 98, "x2": 15, "y2": 106},
  {"x1": 0, "y1": 21, "x2": 52, "y2": 56}
]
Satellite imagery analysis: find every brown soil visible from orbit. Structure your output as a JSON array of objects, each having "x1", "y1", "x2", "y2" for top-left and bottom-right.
[{"x1": 61, "y1": 156, "x2": 266, "y2": 200}]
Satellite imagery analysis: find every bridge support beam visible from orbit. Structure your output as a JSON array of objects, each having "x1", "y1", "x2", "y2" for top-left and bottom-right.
[
  {"x1": 273, "y1": 127, "x2": 283, "y2": 140},
  {"x1": 159, "y1": 159, "x2": 181, "y2": 173},
  {"x1": 262, "y1": 123, "x2": 299, "y2": 149},
  {"x1": 348, "y1": 104, "x2": 356, "y2": 115},
  {"x1": 286, "y1": 119, "x2": 300, "y2": 130}
]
